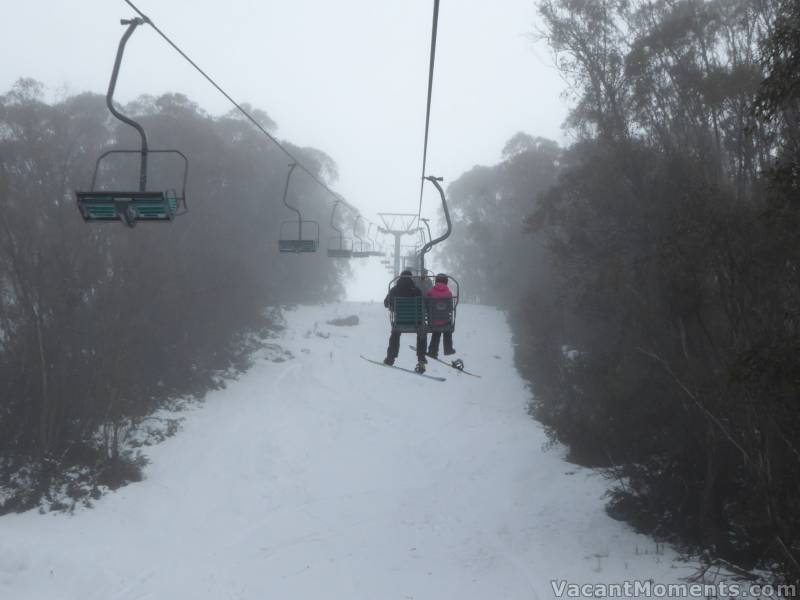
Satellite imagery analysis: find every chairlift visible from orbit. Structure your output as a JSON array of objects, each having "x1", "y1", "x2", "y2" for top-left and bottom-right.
[
  {"x1": 351, "y1": 215, "x2": 372, "y2": 258},
  {"x1": 327, "y1": 237, "x2": 353, "y2": 258},
  {"x1": 420, "y1": 218, "x2": 433, "y2": 244},
  {"x1": 75, "y1": 18, "x2": 188, "y2": 227},
  {"x1": 387, "y1": 269, "x2": 460, "y2": 335},
  {"x1": 326, "y1": 199, "x2": 353, "y2": 258},
  {"x1": 401, "y1": 243, "x2": 422, "y2": 271},
  {"x1": 386, "y1": 176, "x2": 460, "y2": 335},
  {"x1": 417, "y1": 176, "x2": 453, "y2": 273},
  {"x1": 278, "y1": 163, "x2": 320, "y2": 253},
  {"x1": 367, "y1": 223, "x2": 385, "y2": 257}
]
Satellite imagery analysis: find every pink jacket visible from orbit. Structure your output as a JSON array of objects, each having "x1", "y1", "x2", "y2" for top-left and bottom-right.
[
  {"x1": 426, "y1": 283, "x2": 453, "y2": 326},
  {"x1": 426, "y1": 282, "x2": 453, "y2": 300}
]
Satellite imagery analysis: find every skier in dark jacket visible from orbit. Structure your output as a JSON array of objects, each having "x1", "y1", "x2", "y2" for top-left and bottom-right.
[{"x1": 383, "y1": 270, "x2": 428, "y2": 369}]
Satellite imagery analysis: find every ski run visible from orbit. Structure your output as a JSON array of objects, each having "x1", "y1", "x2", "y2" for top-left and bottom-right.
[{"x1": 0, "y1": 302, "x2": 699, "y2": 599}]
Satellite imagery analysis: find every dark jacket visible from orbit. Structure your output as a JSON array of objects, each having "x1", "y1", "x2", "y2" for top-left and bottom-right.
[{"x1": 384, "y1": 276, "x2": 422, "y2": 308}]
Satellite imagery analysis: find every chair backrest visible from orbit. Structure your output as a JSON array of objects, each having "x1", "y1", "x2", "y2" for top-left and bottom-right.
[
  {"x1": 279, "y1": 239, "x2": 317, "y2": 253},
  {"x1": 76, "y1": 191, "x2": 175, "y2": 224},
  {"x1": 392, "y1": 297, "x2": 424, "y2": 332},
  {"x1": 279, "y1": 219, "x2": 320, "y2": 253},
  {"x1": 426, "y1": 297, "x2": 454, "y2": 329},
  {"x1": 327, "y1": 248, "x2": 352, "y2": 258}
]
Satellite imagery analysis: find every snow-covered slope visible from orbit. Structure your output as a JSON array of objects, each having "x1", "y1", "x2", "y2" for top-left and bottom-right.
[{"x1": 0, "y1": 303, "x2": 693, "y2": 599}]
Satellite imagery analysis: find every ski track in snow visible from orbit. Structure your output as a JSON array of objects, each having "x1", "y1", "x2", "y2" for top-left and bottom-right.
[{"x1": 0, "y1": 302, "x2": 694, "y2": 599}]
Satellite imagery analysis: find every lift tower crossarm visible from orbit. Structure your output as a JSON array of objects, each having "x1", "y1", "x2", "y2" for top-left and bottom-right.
[{"x1": 377, "y1": 212, "x2": 419, "y2": 276}]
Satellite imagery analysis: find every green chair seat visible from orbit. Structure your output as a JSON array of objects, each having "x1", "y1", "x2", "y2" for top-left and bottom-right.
[
  {"x1": 76, "y1": 191, "x2": 176, "y2": 223},
  {"x1": 392, "y1": 297, "x2": 425, "y2": 333},
  {"x1": 279, "y1": 239, "x2": 318, "y2": 253}
]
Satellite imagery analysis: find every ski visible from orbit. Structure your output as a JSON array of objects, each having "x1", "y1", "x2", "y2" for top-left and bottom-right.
[
  {"x1": 360, "y1": 356, "x2": 446, "y2": 382},
  {"x1": 409, "y1": 346, "x2": 482, "y2": 378}
]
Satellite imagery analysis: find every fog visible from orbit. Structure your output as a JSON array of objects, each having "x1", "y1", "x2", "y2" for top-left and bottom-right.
[
  {"x1": 5, "y1": 0, "x2": 795, "y2": 586},
  {"x1": 0, "y1": 0, "x2": 567, "y2": 219}
]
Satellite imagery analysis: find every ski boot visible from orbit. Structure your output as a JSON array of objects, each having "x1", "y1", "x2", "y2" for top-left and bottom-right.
[
  {"x1": 452, "y1": 358, "x2": 464, "y2": 371},
  {"x1": 383, "y1": 357, "x2": 395, "y2": 366},
  {"x1": 415, "y1": 361, "x2": 427, "y2": 374}
]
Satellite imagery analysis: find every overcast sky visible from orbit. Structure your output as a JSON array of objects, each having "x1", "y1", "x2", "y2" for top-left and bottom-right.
[{"x1": 1, "y1": 0, "x2": 568, "y2": 299}]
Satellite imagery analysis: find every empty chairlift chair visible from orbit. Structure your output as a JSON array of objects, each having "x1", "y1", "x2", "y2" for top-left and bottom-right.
[
  {"x1": 279, "y1": 221, "x2": 319, "y2": 253},
  {"x1": 326, "y1": 200, "x2": 353, "y2": 258},
  {"x1": 278, "y1": 163, "x2": 320, "y2": 253},
  {"x1": 327, "y1": 237, "x2": 353, "y2": 258},
  {"x1": 352, "y1": 241, "x2": 372, "y2": 258},
  {"x1": 351, "y1": 216, "x2": 372, "y2": 258},
  {"x1": 77, "y1": 153, "x2": 187, "y2": 226},
  {"x1": 76, "y1": 18, "x2": 188, "y2": 227},
  {"x1": 366, "y1": 223, "x2": 385, "y2": 257}
]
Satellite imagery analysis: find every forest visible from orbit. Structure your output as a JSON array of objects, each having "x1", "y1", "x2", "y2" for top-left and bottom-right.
[
  {"x1": 442, "y1": 0, "x2": 800, "y2": 584},
  {"x1": 0, "y1": 81, "x2": 348, "y2": 510},
  {"x1": 1, "y1": 0, "x2": 799, "y2": 587}
]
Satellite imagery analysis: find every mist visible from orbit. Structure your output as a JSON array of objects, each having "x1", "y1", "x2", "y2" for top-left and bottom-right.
[{"x1": 1, "y1": 0, "x2": 799, "y2": 592}]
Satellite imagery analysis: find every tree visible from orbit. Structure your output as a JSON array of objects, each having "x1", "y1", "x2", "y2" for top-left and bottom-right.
[
  {"x1": 0, "y1": 80, "x2": 347, "y2": 511},
  {"x1": 440, "y1": 133, "x2": 560, "y2": 306}
]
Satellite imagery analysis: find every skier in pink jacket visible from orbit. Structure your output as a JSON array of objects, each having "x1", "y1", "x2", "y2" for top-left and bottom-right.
[{"x1": 426, "y1": 273, "x2": 456, "y2": 358}]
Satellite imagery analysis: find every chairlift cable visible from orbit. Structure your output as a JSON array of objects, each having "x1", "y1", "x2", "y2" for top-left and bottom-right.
[
  {"x1": 121, "y1": 0, "x2": 357, "y2": 214},
  {"x1": 415, "y1": 0, "x2": 440, "y2": 227}
]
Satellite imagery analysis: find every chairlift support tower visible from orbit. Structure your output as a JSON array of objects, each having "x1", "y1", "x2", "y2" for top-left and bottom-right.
[{"x1": 377, "y1": 213, "x2": 419, "y2": 276}]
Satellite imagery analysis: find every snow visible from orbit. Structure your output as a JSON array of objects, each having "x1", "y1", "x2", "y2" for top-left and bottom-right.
[{"x1": 0, "y1": 302, "x2": 695, "y2": 599}]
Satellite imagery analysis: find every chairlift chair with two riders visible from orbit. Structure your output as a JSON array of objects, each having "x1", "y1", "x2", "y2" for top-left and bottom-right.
[
  {"x1": 76, "y1": 17, "x2": 188, "y2": 227},
  {"x1": 278, "y1": 163, "x2": 320, "y2": 253},
  {"x1": 387, "y1": 268, "x2": 460, "y2": 334},
  {"x1": 388, "y1": 176, "x2": 460, "y2": 337}
]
